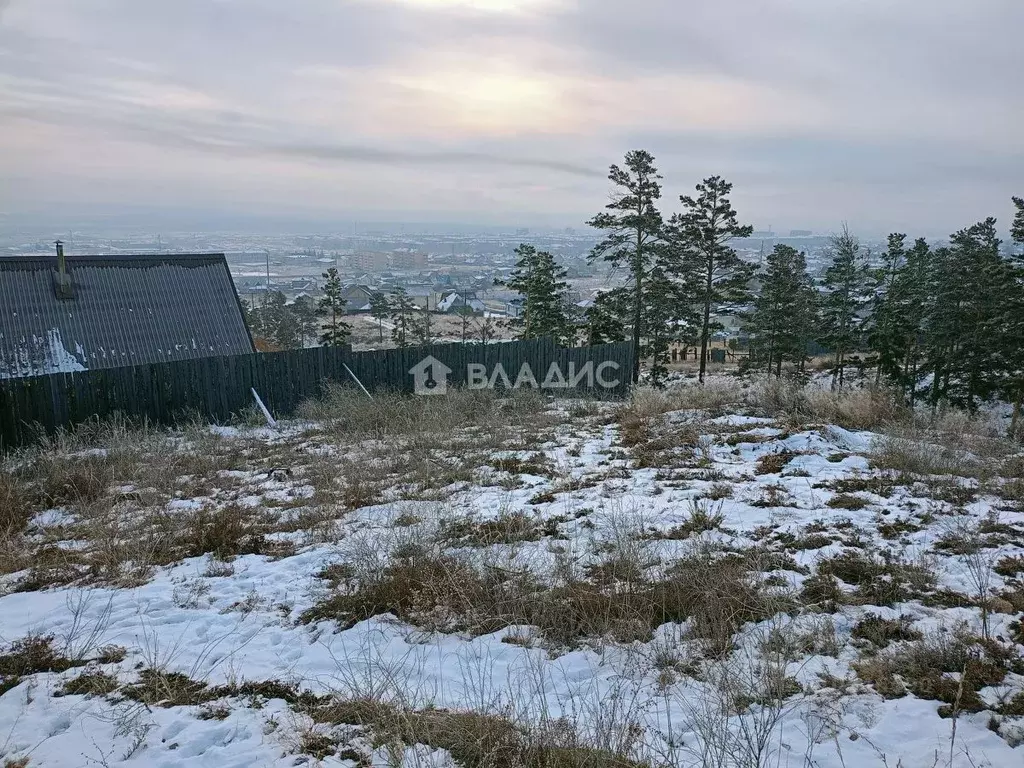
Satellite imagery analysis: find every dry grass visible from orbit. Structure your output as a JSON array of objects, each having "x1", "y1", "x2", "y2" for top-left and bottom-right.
[
  {"x1": 298, "y1": 385, "x2": 552, "y2": 443},
  {"x1": 827, "y1": 493, "x2": 870, "y2": 510},
  {"x1": 853, "y1": 626, "x2": 1022, "y2": 715},
  {"x1": 850, "y1": 613, "x2": 923, "y2": 648},
  {"x1": 307, "y1": 699, "x2": 645, "y2": 768},
  {"x1": 747, "y1": 380, "x2": 906, "y2": 430},
  {"x1": 302, "y1": 534, "x2": 791, "y2": 654},
  {"x1": 755, "y1": 450, "x2": 799, "y2": 476},
  {"x1": 810, "y1": 548, "x2": 937, "y2": 607},
  {"x1": 0, "y1": 635, "x2": 89, "y2": 696}
]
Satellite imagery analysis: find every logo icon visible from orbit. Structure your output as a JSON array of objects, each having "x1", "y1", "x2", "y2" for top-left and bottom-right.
[{"x1": 409, "y1": 355, "x2": 453, "y2": 395}]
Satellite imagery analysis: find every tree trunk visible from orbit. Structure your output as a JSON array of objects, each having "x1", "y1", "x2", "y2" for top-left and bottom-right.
[
  {"x1": 632, "y1": 261, "x2": 643, "y2": 384},
  {"x1": 699, "y1": 263, "x2": 713, "y2": 384}
]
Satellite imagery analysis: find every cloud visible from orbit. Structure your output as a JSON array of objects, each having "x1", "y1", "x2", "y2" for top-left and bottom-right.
[{"x1": 1, "y1": 0, "x2": 1022, "y2": 233}]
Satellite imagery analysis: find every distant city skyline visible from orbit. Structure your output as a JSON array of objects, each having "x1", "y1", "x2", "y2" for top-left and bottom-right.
[{"x1": 1, "y1": 1, "x2": 1022, "y2": 238}]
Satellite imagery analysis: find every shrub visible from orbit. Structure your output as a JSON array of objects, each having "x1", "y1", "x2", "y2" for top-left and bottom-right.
[
  {"x1": 0, "y1": 635, "x2": 87, "y2": 696},
  {"x1": 755, "y1": 451, "x2": 799, "y2": 476},
  {"x1": 827, "y1": 493, "x2": 869, "y2": 510},
  {"x1": 815, "y1": 549, "x2": 936, "y2": 606},
  {"x1": 853, "y1": 627, "x2": 1018, "y2": 714},
  {"x1": 851, "y1": 614, "x2": 922, "y2": 647}
]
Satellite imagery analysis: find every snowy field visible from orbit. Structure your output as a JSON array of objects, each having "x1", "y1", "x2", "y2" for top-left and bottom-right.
[{"x1": 1, "y1": 379, "x2": 1023, "y2": 768}]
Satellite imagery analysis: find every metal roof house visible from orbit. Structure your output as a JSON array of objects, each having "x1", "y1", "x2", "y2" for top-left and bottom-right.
[{"x1": 0, "y1": 247, "x2": 255, "y2": 380}]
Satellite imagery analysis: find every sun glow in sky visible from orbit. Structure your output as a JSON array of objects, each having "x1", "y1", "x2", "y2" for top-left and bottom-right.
[
  {"x1": 382, "y1": 0, "x2": 560, "y2": 13},
  {"x1": 1, "y1": 0, "x2": 1022, "y2": 232}
]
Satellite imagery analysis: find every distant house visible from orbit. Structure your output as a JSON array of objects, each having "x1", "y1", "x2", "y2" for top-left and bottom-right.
[
  {"x1": 437, "y1": 291, "x2": 485, "y2": 314},
  {"x1": 340, "y1": 284, "x2": 376, "y2": 312},
  {"x1": 0, "y1": 250, "x2": 254, "y2": 379},
  {"x1": 505, "y1": 297, "x2": 525, "y2": 319}
]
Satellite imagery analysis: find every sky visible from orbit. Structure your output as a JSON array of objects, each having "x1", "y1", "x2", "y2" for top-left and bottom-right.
[{"x1": 1, "y1": 0, "x2": 1022, "y2": 236}]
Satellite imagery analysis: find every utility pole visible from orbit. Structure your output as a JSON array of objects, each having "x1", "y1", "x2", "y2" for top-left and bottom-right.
[{"x1": 265, "y1": 250, "x2": 271, "y2": 291}]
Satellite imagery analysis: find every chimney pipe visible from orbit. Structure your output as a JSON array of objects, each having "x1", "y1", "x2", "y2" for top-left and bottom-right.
[
  {"x1": 53, "y1": 239, "x2": 73, "y2": 299},
  {"x1": 55, "y1": 240, "x2": 66, "y2": 275}
]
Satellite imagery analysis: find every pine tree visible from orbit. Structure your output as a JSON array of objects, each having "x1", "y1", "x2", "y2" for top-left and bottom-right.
[
  {"x1": 369, "y1": 291, "x2": 390, "y2": 344},
  {"x1": 667, "y1": 176, "x2": 753, "y2": 383},
  {"x1": 318, "y1": 268, "x2": 351, "y2": 347},
  {"x1": 1012, "y1": 197, "x2": 1024, "y2": 248},
  {"x1": 499, "y1": 244, "x2": 572, "y2": 345},
  {"x1": 291, "y1": 295, "x2": 319, "y2": 348},
  {"x1": 587, "y1": 150, "x2": 667, "y2": 383},
  {"x1": 242, "y1": 299, "x2": 265, "y2": 342},
  {"x1": 413, "y1": 304, "x2": 434, "y2": 346},
  {"x1": 746, "y1": 245, "x2": 815, "y2": 377},
  {"x1": 389, "y1": 286, "x2": 416, "y2": 348},
  {"x1": 255, "y1": 291, "x2": 301, "y2": 349},
  {"x1": 475, "y1": 314, "x2": 497, "y2": 345},
  {"x1": 1008, "y1": 197, "x2": 1024, "y2": 435},
  {"x1": 921, "y1": 219, "x2": 1005, "y2": 412},
  {"x1": 819, "y1": 226, "x2": 871, "y2": 390},
  {"x1": 643, "y1": 265, "x2": 692, "y2": 386},
  {"x1": 867, "y1": 233, "x2": 909, "y2": 387},
  {"x1": 455, "y1": 304, "x2": 474, "y2": 343},
  {"x1": 583, "y1": 291, "x2": 628, "y2": 347},
  {"x1": 873, "y1": 237, "x2": 934, "y2": 404}
]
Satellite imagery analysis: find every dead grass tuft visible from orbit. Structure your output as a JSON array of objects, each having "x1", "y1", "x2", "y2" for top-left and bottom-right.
[
  {"x1": 827, "y1": 493, "x2": 869, "y2": 510},
  {"x1": 853, "y1": 626, "x2": 1020, "y2": 714},
  {"x1": 851, "y1": 614, "x2": 922, "y2": 648},
  {"x1": 0, "y1": 635, "x2": 88, "y2": 696},
  {"x1": 755, "y1": 450, "x2": 799, "y2": 476},
  {"x1": 814, "y1": 549, "x2": 937, "y2": 607}
]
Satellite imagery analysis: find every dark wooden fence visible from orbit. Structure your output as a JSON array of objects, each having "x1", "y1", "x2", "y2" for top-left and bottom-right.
[{"x1": 0, "y1": 338, "x2": 634, "y2": 450}]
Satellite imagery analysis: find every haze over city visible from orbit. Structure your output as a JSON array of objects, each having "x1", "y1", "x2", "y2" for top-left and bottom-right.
[{"x1": 2, "y1": 0, "x2": 1022, "y2": 237}]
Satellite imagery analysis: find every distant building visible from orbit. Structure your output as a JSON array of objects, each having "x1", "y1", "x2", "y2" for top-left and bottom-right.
[
  {"x1": 0, "y1": 250, "x2": 254, "y2": 379},
  {"x1": 391, "y1": 251, "x2": 428, "y2": 270},
  {"x1": 437, "y1": 291, "x2": 485, "y2": 314},
  {"x1": 789, "y1": 230, "x2": 813, "y2": 237},
  {"x1": 349, "y1": 251, "x2": 391, "y2": 272},
  {"x1": 505, "y1": 297, "x2": 525, "y2": 319},
  {"x1": 340, "y1": 284, "x2": 376, "y2": 312},
  {"x1": 350, "y1": 251, "x2": 427, "y2": 272}
]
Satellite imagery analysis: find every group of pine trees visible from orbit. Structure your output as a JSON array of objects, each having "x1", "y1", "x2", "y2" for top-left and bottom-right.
[
  {"x1": 245, "y1": 267, "x2": 352, "y2": 350},
  {"x1": 503, "y1": 151, "x2": 1024, "y2": 417}
]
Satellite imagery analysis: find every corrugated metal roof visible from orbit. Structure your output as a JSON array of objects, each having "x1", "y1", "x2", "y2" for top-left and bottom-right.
[{"x1": 0, "y1": 253, "x2": 255, "y2": 379}]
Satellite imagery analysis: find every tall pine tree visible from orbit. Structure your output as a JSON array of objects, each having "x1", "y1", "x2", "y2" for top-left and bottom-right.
[
  {"x1": 369, "y1": 291, "x2": 389, "y2": 344},
  {"x1": 1008, "y1": 197, "x2": 1024, "y2": 435},
  {"x1": 291, "y1": 295, "x2": 319, "y2": 348},
  {"x1": 667, "y1": 176, "x2": 753, "y2": 383},
  {"x1": 389, "y1": 287, "x2": 416, "y2": 348},
  {"x1": 921, "y1": 219, "x2": 1005, "y2": 412},
  {"x1": 867, "y1": 233, "x2": 909, "y2": 387},
  {"x1": 587, "y1": 150, "x2": 668, "y2": 383},
  {"x1": 746, "y1": 245, "x2": 815, "y2": 377},
  {"x1": 499, "y1": 244, "x2": 572, "y2": 345},
  {"x1": 318, "y1": 268, "x2": 352, "y2": 347},
  {"x1": 1013, "y1": 197, "x2": 1024, "y2": 248},
  {"x1": 819, "y1": 227, "x2": 871, "y2": 390}
]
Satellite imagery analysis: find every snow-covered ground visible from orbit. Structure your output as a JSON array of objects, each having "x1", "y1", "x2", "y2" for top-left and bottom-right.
[{"x1": 1, "y1": 381, "x2": 1022, "y2": 767}]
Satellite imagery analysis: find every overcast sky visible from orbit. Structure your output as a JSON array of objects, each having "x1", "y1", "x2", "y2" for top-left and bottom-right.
[{"x1": 1, "y1": 0, "x2": 1021, "y2": 235}]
